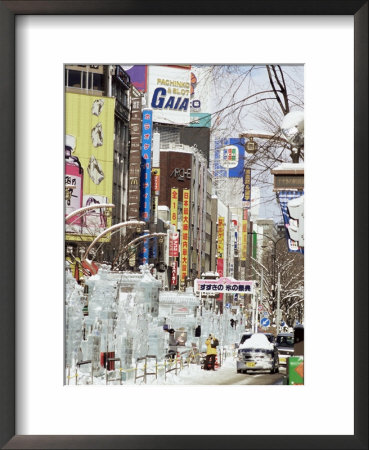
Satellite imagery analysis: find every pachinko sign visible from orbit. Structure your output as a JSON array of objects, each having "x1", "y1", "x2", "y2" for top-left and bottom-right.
[
  {"x1": 148, "y1": 65, "x2": 191, "y2": 125},
  {"x1": 194, "y1": 277, "x2": 254, "y2": 294},
  {"x1": 180, "y1": 189, "x2": 190, "y2": 284},
  {"x1": 65, "y1": 93, "x2": 115, "y2": 241}
]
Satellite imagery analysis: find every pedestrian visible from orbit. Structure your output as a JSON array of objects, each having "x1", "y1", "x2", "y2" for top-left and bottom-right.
[{"x1": 204, "y1": 334, "x2": 218, "y2": 370}]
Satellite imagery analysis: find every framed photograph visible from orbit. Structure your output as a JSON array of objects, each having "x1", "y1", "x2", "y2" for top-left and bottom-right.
[{"x1": 1, "y1": 1, "x2": 367, "y2": 449}]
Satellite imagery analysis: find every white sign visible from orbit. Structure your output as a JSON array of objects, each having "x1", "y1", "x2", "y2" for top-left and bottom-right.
[
  {"x1": 194, "y1": 277, "x2": 254, "y2": 294},
  {"x1": 148, "y1": 65, "x2": 191, "y2": 125}
]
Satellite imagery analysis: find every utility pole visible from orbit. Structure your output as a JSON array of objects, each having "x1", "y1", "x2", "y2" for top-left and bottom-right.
[{"x1": 276, "y1": 272, "x2": 281, "y2": 334}]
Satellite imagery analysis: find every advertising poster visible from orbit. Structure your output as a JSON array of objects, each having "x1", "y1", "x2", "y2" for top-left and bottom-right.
[
  {"x1": 180, "y1": 189, "x2": 190, "y2": 283},
  {"x1": 190, "y1": 66, "x2": 211, "y2": 128},
  {"x1": 65, "y1": 93, "x2": 115, "y2": 241}
]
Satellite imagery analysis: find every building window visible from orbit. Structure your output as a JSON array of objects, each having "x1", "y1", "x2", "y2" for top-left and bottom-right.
[{"x1": 67, "y1": 70, "x2": 82, "y2": 88}]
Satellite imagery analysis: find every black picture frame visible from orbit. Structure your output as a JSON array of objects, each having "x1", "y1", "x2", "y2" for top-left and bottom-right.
[{"x1": 0, "y1": 1, "x2": 367, "y2": 449}]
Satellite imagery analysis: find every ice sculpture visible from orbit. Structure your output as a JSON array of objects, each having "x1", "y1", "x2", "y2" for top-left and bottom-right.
[{"x1": 65, "y1": 265, "x2": 84, "y2": 368}]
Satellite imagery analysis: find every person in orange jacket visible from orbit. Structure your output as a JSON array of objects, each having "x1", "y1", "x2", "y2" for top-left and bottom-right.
[{"x1": 204, "y1": 334, "x2": 217, "y2": 370}]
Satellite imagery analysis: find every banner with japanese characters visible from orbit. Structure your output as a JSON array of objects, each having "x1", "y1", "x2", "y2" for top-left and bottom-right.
[
  {"x1": 180, "y1": 189, "x2": 190, "y2": 283},
  {"x1": 170, "y1": 188, "x2": 178, "y2": 229},
  {"x1": 217, "y1": 216, "x2": 225, "y2": 277},
  {"x1": 194, "y1": 277, "x2": 254, "y2": 294}
]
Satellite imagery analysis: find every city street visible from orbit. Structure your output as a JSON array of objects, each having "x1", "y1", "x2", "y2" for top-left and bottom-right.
[{"x1": 154, "y1": 356, "x2": 286, "y2": 386}]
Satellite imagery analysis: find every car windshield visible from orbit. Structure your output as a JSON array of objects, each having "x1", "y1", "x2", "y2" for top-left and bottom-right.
[
  {"x1": 240, "y1": 334, "x2": 252, "y2": 344},
  {"x1": 276, "y1": 335, "x2": 294, "y2": 347}
]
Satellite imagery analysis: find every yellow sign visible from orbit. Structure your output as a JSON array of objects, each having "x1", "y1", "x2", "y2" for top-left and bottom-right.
[
  {"x1": 170, "y1": 188, "x2": 179, "y2": 229},
  {"x1": 180, "y1": 189, "x2": 190, "y2": 283},
  {"x1": 217, "y1": 217, "x2": 225, "y2": 257},
  {"x1": 65, "y1": 93, "x2": 115, "y2": 241}
]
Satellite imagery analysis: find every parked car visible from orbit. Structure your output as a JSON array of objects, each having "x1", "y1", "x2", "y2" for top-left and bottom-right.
[
  {"x1": 276, "y1": 332, "x2": 294, "y2": 366},
  {"x1": 237, "y1": 333, "x2": 279, "y2": 374}
]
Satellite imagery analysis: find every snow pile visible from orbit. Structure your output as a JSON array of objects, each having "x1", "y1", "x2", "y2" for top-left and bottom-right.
[{"x1": 240, "y1": 333, "x2": 273, "y2": 350}]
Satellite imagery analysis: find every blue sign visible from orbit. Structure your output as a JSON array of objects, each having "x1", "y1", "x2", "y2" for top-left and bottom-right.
[
  {"x1": 139, "y1": 109, "x2": 153, "y2": 265},
  {"x1": 214, "y1": 138, "x2": 245, "y2": 178},
  {"x1": 277, "y1": 190, "x2": 304, "y2": 254},
  {"x1": 140, "y1": 109, "x2": 153, "y2": 223},
  {"x1": 260, "y1": 317, "x2": 270, "y2": 327},
  {"x1": 281, "y1": 321, "x2": 286, "y2": 327},
  {"x1": 226, "y1": 303, "x2": 231, "y2": 308}
]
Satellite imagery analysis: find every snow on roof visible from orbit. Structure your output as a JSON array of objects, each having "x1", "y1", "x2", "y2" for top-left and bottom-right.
[
  {"x1": 273, "y1": 162, "x2": 304, "y2": 171},
  {"x1": 240, "y1": 333, "x2": 274, "y2": 350}
]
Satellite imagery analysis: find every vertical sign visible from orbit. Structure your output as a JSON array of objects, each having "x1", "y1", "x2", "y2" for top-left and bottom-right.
[
  {"x1": 241, "y1": 209, "x2": 248, "y2": 261},
  {"x1": 243, "y1": 168, "x2": 251, "y2": 208},
  {"x1": 171, "y1": 260, "x2": 178, "y2": 286},
  {"x1": 139, "y1": 109, "x2": 152, "y2": 265},
  {"x1": 180, "y1": 189, "x2": 190, "y2": 284},
  {"x1": 217, "y1": 217, "x2": 225, "y2": 277},
  {"x1": 169, "y1": 232, "x2": 179, "y2": 257},
  {"x1": 139, "y1": 109, "x2": 153, "y2": 222},
  {"x1": 170, "y1": 188, "x2": 178, "y2": 229},
  {"x1": 127, "y1": 90, "x2": 142, "y2": 220}
]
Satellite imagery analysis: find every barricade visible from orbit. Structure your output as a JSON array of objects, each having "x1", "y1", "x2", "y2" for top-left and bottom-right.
[
  {"x1": 105, "y1": 357, "x2": 123, "y2": 385},
  {"x1": 134, "y1": 355, "x2": 158, "y2": 384},
  {"x1": 75, "y1": 360, "x2": 94, "y2": 385}
]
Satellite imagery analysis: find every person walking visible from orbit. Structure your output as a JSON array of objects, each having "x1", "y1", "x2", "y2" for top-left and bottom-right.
[{"x1": 204, "y1": 334, "x2": 218, "y2": 370}]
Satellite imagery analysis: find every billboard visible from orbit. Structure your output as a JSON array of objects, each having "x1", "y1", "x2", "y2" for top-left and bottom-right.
[
  {"x1": 123, "y1": 65, "x2": 147, "y2": 92},
  {"x1": 214, "y1": 138, "x2": 245, "y2": 178},
  {"x1": 65, "y1": 93, "x2": 115, "y2": 241},
  {"x1": 148, "y1": 65, "x2": 191, "y2": 125}
]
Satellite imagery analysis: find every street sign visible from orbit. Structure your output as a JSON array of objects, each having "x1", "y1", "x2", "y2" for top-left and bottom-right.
[
  {"x1": 281, "y1": 321, "x2": 286, "y2": 327},
  {"x1": 263, "y1": 311, "x2": 269, "y2": 317},
  {"x1": 226, "y1": 303, "x2": 231, "y2": 308},
  {"x1": 258, "y1": 305, "x2": 263, "y2": 311},
  {"x1": 260, "y1": 317, "x2": 270, "y2": 327}
]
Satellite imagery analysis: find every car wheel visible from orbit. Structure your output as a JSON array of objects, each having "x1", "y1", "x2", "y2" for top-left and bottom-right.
[{"x1": 237, "y1": 369, "x2": 242, "y2": 374}]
